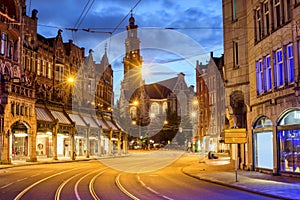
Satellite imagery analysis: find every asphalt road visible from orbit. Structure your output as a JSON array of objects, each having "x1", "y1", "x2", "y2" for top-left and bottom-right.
[{"x1": 0, "y1": 151, "x2": 275, "y2": 200}]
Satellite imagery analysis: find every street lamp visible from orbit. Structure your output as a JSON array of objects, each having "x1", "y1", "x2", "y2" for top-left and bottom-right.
[{"x1": 67, "y1": 76, "x2": 75, "y2": 84}]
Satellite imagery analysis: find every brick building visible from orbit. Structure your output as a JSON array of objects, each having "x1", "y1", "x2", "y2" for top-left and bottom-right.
[
  {"x1": 0, "y1": 0, "x2": 124, "y2": 164},
  {"x1": 223, "y1": 0, "x2": 300, "y2": 175}
]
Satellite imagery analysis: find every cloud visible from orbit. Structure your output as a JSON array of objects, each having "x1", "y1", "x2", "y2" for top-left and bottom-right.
[{"x1": 29, "y1": 0, "x2": 223, "y2": 101}]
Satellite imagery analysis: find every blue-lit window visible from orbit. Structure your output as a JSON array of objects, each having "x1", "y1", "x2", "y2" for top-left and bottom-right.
[
  {"x1": 286, "y1": 44, "x2": 294, "y2": 84},
  {"x1": 256, "y1": 60, "x2": 263, "y2": 94},
  {"x1": 263, "y1": 56, "x2": 272, "y2": 91},
  {"x1": 274, "y1": 49, "x2": 284, "y2": 87}
]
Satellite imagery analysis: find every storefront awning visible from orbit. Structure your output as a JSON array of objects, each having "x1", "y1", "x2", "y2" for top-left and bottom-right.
[
  {"x1": 95, "y1": 119, "x2": 109, "y2": 130},
  {"x1": 50, "y1": 110, "x2": 72, "y2": 125},
  {"x1": 106, "y1": 120, "x2": 119, "y2": 131},
  {"x1": 35, "y1": 107, "x2": 53, "y2": 122},
  {"x1": 82, "y1": 116, "x2": 99, "y2": 129},
  {"x1": 69, "y1": 114, "x2": 86, "y2": 127}
]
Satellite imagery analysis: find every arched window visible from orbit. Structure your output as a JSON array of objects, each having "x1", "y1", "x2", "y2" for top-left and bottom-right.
[
  {"x1": 277, "y1": 109, "x2": 300, "y2": 173},
  {"x1": 150, "y1": 102, "x2": 160, "y2": 115}
]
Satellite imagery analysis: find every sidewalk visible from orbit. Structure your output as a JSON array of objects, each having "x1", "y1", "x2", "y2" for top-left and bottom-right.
[
  {"x1": 0, "y1": 154, "x2": 127, "y2": 169},
  {"x1": 182, "y1": 153, "x2": 300, "y2": 200}
]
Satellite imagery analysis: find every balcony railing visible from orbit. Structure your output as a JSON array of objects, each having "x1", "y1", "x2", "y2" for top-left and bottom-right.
[{"x1": 5, "y1": 82, "x2": 35, "y2": 99}]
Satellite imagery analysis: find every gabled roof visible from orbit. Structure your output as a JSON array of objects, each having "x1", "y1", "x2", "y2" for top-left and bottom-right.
[{"x1": 144, "y1": 83, "x2": 173, "y2": 99}]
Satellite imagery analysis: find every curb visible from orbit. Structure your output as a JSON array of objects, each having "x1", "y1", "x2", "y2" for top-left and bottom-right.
[
  {"x1": 181, "y1": 166, "x2": 292, "y2": 200},
  {"x1": 0, "y1": 154, "x2": 131, "y2": 169}
]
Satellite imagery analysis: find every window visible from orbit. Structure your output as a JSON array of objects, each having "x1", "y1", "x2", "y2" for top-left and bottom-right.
[
  {"x1": 286, "y1": 44, "x2": 294, "y2": 84},
  {"x1": 11, "y1": 103, "x2": 14, "y2": 116},
  {"x1": 130, "y1": 107, "x2": 137, "y2": 119},
  {"x1": 0, "y1": 33, "x2": 6, "y2": 55},
  {"x1": 25, "y1": 56, "x2": 29, "y2": 71},
  {"x1": 256, "y1": 8, "x2": 262, "y2": 41},
  {"x1": 274, "y1": 0, "x2": 281, "y2": 28},
  {"x1": 233, "y1": 41, "x2": 239, "y2": 68},
  {"x1": 7, "y1": 41, "x2": 13, "y2": 58},
  {"x1": 163, "y1": 102, "x2": 168, "y2": 113},
  {"x1": 42, "y1": 60, "x2": 46, "y2": 77},
  {"x1": 55, "y1": 65, "x2": 64, "y2": 82},
  {"x1": 48, "y1": 62, "x2": 52, "y2": 79},
  {"x1": 37, "y1": 59, "x2": 40, "y2": 75},
  {"x1": 31, "y1": 57, "x2": 35, "y2": 72},
  {"x1": 232, "y1": 0, "x2": 237, "y2": 21},
  {"x1": 274, "y1": 49, "x2": 284, "y2": 87},
  {"x1": 285, "y1": 0, "x2": 291, "y2": 21},
  {"x1": 263, "y1": 1, "x2": 270, "y2": 36},
  {"x1": 256, "y1": 60, "x2": 263, "y2": 94},
  {"x1": 263, "y1": 55, "x2": 272, "y2": 91},
  {"x1": 150, "y1": 102, "x2": 160, "y2": 115}
]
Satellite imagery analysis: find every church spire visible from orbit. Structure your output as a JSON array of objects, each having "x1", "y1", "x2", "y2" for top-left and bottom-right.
[{"x1": 122, "y1": 12, "x2": 143, "y2": 96}]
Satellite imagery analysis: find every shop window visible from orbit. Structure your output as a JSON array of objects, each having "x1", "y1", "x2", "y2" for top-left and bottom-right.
[
  {"x1": 253, "y1": 116, "x2": 273, "y2": 169},
  {"x1": 253, "y1": 131, "x2": 274, "y2": 169},
  {"x1": 254, "y1": 116, "x2": 273, "y2": 128},
  {"x1": 278, "y1": 130, "x2": 300, "y2": 172},
  {"x1": 278, "y1": 110, "x2": 300, "y2": 125}
]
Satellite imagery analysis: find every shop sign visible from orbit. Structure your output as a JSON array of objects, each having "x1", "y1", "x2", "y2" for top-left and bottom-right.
[{"x1": 224, "y1": 128, "x2": 247, "y2": 144}]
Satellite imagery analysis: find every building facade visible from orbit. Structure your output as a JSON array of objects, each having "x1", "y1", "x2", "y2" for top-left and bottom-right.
[
  {"x1": 0, "y1": 0, "x2": 125, "y2": 164},
  {"x1": 196, "y1": 53, "x2": 227, "y2": 153},
  {"x1": 223, "y1": 0, "x2": 300, "y2": 175},
  {"x1": 117, "y1": 14, "x2": 195, "y2": 148}
]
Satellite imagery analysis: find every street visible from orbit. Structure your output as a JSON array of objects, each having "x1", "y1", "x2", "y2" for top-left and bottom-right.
[{"x1": 0, "y1": 151, "x2": 275, "y2": 200}]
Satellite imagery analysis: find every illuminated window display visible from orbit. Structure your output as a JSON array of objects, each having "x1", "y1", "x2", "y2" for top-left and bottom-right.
[
  {"x1": 278, "y1": 110, "x2": 300, "y2": 173},
  {"x1": 253, "y1": 116, "x2": 273, "y2": 169}
]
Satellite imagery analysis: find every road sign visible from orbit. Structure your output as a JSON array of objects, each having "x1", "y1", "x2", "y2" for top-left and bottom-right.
[{"x1": 224, "y1": 128, "x2": 247, "y2": 144}]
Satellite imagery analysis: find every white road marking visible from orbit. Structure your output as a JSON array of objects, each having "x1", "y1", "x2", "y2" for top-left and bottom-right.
[
  {"x1": 136, "y1": 174, "x2": 174, "y2": 200},
  {"x1": 16, "y1": 178, "x2": 27, "y2": 182},
  {"x1": 1, "y1": 182, "x2": 13, "y2": 189}
]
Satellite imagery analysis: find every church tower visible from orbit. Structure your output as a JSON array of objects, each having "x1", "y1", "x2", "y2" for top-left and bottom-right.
[
  {"x1": 122, "y1": 13, "x2": 143, "y2": 92},
  {"x1": 118, "y1": 13, "x2": 146, "y2": 123}
]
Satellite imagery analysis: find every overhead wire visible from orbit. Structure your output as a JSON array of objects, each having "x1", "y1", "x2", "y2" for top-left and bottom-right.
[
  {"x1": 111, "y1": 0, "x2": 142, "y2": 34},
  {"x1": 71, "y1": 0, "x2": 95, "y2": 43}
]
